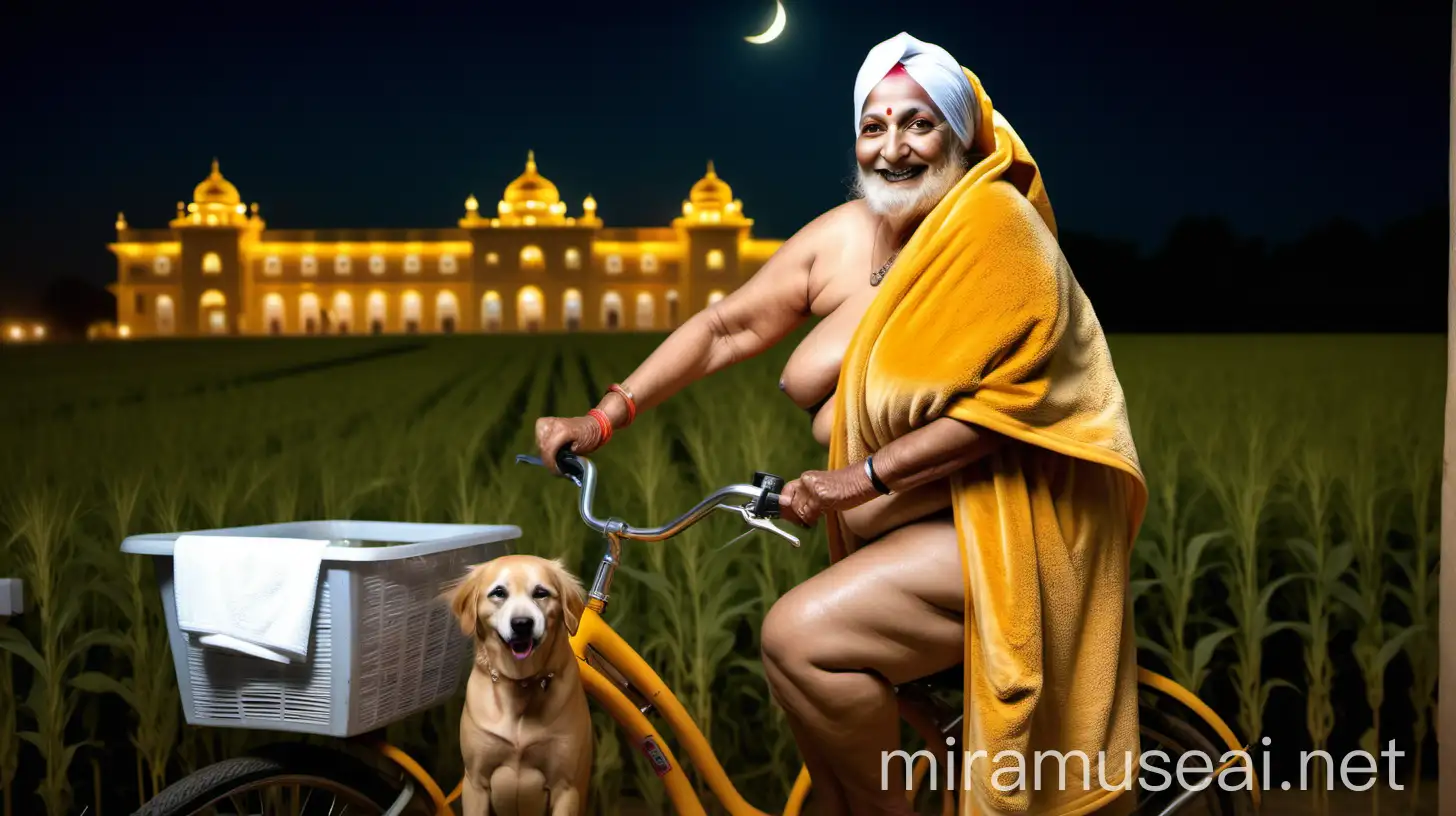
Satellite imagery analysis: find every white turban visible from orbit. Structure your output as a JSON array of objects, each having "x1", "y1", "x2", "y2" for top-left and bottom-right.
[{"x1": 853, "y1": 32, "x2": 979, "y2": 147}]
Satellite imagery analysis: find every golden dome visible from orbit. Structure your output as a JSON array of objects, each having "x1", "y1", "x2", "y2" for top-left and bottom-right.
[
  {"x1": 689, "y1": 160, "x2": 732, "y2": 208},
  {"x1": 503, "y1": 150, "x2": 560, "y2": 208},
  {"x1": 193, "y1": 158, "x2": 241, "y2": 205}
]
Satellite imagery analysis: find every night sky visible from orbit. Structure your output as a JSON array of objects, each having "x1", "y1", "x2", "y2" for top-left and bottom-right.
[{"x1": 0, "y1": 0, "x2": 1447, "y2": 318}]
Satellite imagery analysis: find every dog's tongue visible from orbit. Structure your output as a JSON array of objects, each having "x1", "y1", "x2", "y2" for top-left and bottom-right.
[{"x1": 509, "y1": 636, "x2": 534, "y2": 660}]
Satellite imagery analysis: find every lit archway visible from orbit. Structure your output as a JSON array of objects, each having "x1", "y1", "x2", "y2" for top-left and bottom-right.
[
  {"x1": 264, "y1": 293, "x2": 285, "y2": 335},
  {"x1": 635, "y1": 292, "x2": 655, "y2": 329},
  {"x1": 299, "y1": 293, "x2": 320, "y2": 335},
  {"x1": 332, "y1": 291, "x2": 354, "y2": 334},
  {"x1": 516, "y1": 286, "x2": 544, "y2": 332},
  {"x1": 481, "y1": 291, "x2": 502, "y2": 331},
  {"x1": 436, "y1": 290, "x2": 459, "y2": 333},
  {"x1": 155, "y1": 295, "x2": 175, "y2": 335},
  {"x1": 402, "y1": 290, "x2": 422, "y2": 333},
  {"x1": 666, "y1": 290, "x2": 680, "y2": 328},
  {"x1": 601, "y1": 291, "x2": 622, "y2": 330},
  {"x1": 520, "y1": 245, "x2": 544, "y2": 270},
  {"x1": 368, "y1": 290, "x2": 387, "y2": 334},
  {"x1": 563, "y1": 289, "x2": 582, "y2": 331},
  {"x1": 199, "y1": 289, "x2": 227, "y2": 334},
  {"x1": 707, "y1": 289, "x2": 725, "y2": 307},
  {"x1": 202, "y1": 252, "x2": 222, "y2": 274}
]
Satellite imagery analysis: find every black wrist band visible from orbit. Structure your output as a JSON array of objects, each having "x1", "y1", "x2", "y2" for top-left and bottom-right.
[{"x1": 865, "y1": 455, "x2": 891, "y2": 495}]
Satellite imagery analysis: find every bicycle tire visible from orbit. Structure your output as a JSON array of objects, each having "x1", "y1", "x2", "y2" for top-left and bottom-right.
[
  {"x1": 1136, "y1": 700, "x2": 1238, "y2": 816},
  {"x1": 131, "y1": 741, "x2": 409, "y2": 816}
]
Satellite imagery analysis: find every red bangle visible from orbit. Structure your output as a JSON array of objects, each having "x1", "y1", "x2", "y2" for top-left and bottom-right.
[
  {"x1": 588, "y1": 408, "x2": 612, "y2": 444},
  {"x1": 608, "y1": 383, "x2": 637, "y2": 425}
]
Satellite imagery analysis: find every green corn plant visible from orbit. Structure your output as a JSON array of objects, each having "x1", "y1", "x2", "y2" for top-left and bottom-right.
[
  {"x1": 76, "y1": 468, "x2": 180, "y2": 803},
  {"x1": 588, "y1": 708, "x2": 625, "y2": 816},
  {"x1": 1193, "y1": 405, "x2": 1297, "y2": 748},
  {"x1": 1390, "y1": 423, "x2": 1439, "y2": 805},
  {"x1": 1334, "y1": 419, "x2": 1420, "y2": 815},
  {"x1": 0, "y1": 486, "x2": 120, "y2": 816},
  {"x1": 1132, "y1": 414, "x2": 1230, "y2": 697},
  {"x1": 1, "y1": 524, "x2": 19, "y2": 816},
  {"x1": 1282, "y1": 434, "x2": 1346, "y2": 816}
]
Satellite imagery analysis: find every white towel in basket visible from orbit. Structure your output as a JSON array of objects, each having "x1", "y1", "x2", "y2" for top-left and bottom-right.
[{"x1": 174, "y1": 534, "x2": 329, "y2": 664}]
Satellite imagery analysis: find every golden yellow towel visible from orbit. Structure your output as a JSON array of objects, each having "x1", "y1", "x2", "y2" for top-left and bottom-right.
[{"x1": 826, "y1": 67, "x2": 1149, "y2": 816}]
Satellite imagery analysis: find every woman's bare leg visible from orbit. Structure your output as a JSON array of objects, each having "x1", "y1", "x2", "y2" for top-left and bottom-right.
[{"x1": 761, "y1": 516, "x2": 964, "y2": 816}]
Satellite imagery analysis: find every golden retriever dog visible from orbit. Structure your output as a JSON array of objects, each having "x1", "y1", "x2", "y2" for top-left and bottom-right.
[{"x1": 446, "y1": 555, "x2": 592, "y2": 815}]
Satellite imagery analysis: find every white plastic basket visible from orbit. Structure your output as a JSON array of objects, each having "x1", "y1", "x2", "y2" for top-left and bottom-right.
[{"x1": 121, "y1": 520, "x2": 518, "y2": 737}]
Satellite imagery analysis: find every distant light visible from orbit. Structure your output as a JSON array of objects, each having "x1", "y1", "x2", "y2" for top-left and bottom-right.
[
  {"x1": 118, "y1": 325, "x2": 131, "y2": 338},
  {"x1": 6, "y1": 326, "x2": 22, "y2": 341},
  {"x1": 32, "y1": 325, "x2": 44, "y2": 339}
]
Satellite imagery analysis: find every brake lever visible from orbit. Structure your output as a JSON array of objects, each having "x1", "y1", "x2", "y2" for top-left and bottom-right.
[{"x1": 726, "y1": 503, "x2": 800, "y2": 547}]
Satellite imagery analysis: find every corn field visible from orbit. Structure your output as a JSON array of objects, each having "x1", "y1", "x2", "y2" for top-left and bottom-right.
[{"x1": 0, "y1": 331, "x2": 1443, "y2": 815}]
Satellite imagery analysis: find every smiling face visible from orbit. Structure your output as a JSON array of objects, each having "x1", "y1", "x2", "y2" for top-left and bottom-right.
[
  {"x1": 852, "y1": 66, "x2": 970, "y2": 220},
  {"x1": 448, "y1": 555, "x2": 584, "y2": 676}
]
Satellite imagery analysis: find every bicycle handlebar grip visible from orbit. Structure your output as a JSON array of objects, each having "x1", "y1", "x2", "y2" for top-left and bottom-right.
[
  {"x1": 751, "y1": 472, "x2": 784, "y2": 518},
  {"x1": 556, "y1": 448, "x2": 586, "y2": 479}
]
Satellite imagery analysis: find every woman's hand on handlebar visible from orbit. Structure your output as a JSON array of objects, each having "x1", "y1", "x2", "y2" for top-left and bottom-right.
[
  {"x1": 777, "y1": 465, "x2": 879, "y2": 527},
  {"x1": 534, "y1": 415, "x2": 606, "y2": 474}
]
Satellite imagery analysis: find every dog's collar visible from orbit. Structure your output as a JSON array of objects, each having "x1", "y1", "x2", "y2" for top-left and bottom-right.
[{"x1": 486, "y1": 663, "x2": 554, "y2": 691}]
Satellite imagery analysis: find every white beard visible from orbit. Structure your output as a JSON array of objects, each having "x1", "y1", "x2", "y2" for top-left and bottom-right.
[{"x1": 851, "y1": 139, "x2": 970, "y2": 220}]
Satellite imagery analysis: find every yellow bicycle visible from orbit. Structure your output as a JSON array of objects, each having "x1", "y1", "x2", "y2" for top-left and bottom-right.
[{"x1": 131, "y1": 450, "x2": 1260, "y2": 816}]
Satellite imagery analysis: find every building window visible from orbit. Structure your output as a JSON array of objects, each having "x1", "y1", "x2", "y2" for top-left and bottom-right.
[
  {"x1": 436, "y1": 290, "x2": 459, "y2": 333},
  {"x1": 402, "y1": 291, "x2": 422, "y2": 333},
  {"x1": 520, "y1": 245, "x2": 544, "y2": 270},
  {"x1": 368, "y1": 290, "x2": 387, "y2": 334},
  {"x1": 563, "y1": 289, "x2": 582, "y2": 331},
  {"x1": 404, "y1": 254, "x2": 421, "y2": 274},
  {"x1": 301, "y1": 254, "x2": 318, "y2": 276},
  {"x1": 333, "y1": 291, "x2": 354, "y2": 333},
  {"x1": 153, "y1": 256, "x2": 171, "y2": 276},
  {"x1": 641, "y1": 253, "x2": 658, "y2": 273},
  {"x1": 134, "y1": 293, "x2": 146, "y2": 315},
  {"x1": 481, "y1": 291, "x2": 502, "y2": 331},
  {"x1": 369, "y1": 254, "x2": 386, "y2": 275},
  {"x1": 516, "y1": 286, "x2": 544, "y2": 332},
  {"x1": 155, "y1": 295, "x2": 175, "y2": 335},
  {"x1": 707, "y1": 289, "x2": 725, "y2": 307},
  {"x1": 605, "y1": 254, "x2": 622, "y2": 274},
  {"x1": 264, "y1": 256, "x2": 281, "y2": 276},
  {"x1": 564, "y1": 248, "x2": 581, "y2": 270},
  {"x1": 440, "y1": 254, "x2": 458, "y2": 275},
  {"x1": 666, "y1": 289, "x2": 680, "y2": 327},
  {"x1": 706, "y1": 249, "x2": 724, "y2": 270},
  {"x1": 601, "y1": 291, "x2": 622, "y2": 330},
  {"x1": 636, "y1": 292, "x2": 654, "y2": 328},
  {"x1": 335, "y1": 254, "x2": 351, "y2": 275},
  {"x1": 265, "y1": 293, "x2": 285, "y2": 335},
  {"x1": 485, "y1": 252, "x2": 499, "y2": 266},
  {"x1": 202, "y1": 252, "x2": 222, "y2": 274},
  {"x1": 200, "y1": 289, "x2": 227, "y2": 334},
  {"x1": 299, "y1": 293, "x2": 320, "y2": 334}
]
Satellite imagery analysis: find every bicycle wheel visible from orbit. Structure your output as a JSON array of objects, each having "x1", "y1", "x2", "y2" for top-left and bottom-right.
[
  {"x1": 132, "y1": 742, "x2": 414, "y2": 816},
  {"x1": 1133, "y1": 697, "x2": 1238, "y2": 816}
]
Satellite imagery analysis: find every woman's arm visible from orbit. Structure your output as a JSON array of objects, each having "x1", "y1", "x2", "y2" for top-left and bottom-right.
[
  {"x1": 777, "y1": 416, "x2": 1005, "y2": 526},
  {"x1": 536, "y1": 209, "x2": 839, "y2": 470},
  {"x1": 588, "y1": 209, "x2": 840, "y2": 428}
]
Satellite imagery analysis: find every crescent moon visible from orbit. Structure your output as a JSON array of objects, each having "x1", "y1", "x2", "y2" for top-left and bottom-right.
[{"x1": 744, "y1": 1, "x2": 786, "y2": 44}]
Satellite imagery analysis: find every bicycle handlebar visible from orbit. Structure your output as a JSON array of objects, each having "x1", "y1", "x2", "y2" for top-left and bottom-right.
[{"x1": 514, "y1": 448, "x2": 799, "y2": 547}]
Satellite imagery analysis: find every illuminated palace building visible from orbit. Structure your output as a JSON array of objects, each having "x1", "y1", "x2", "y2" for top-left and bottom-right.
[{"x1": 107, "y1": 154, "x2": 782, "y2": 337}]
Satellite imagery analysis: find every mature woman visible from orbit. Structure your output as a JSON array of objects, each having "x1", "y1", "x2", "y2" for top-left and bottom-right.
[{"x1": 533, "y1": 32, "x2": 1146, "y2": 816}]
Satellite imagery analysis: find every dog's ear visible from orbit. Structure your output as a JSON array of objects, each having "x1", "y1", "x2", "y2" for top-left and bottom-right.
[
  {"x1": 550, "y1": 558, "x2": 587, "y2": 636},
  {"x1": 446, "y1": 567, "x2": 483, "y2": 638}
]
